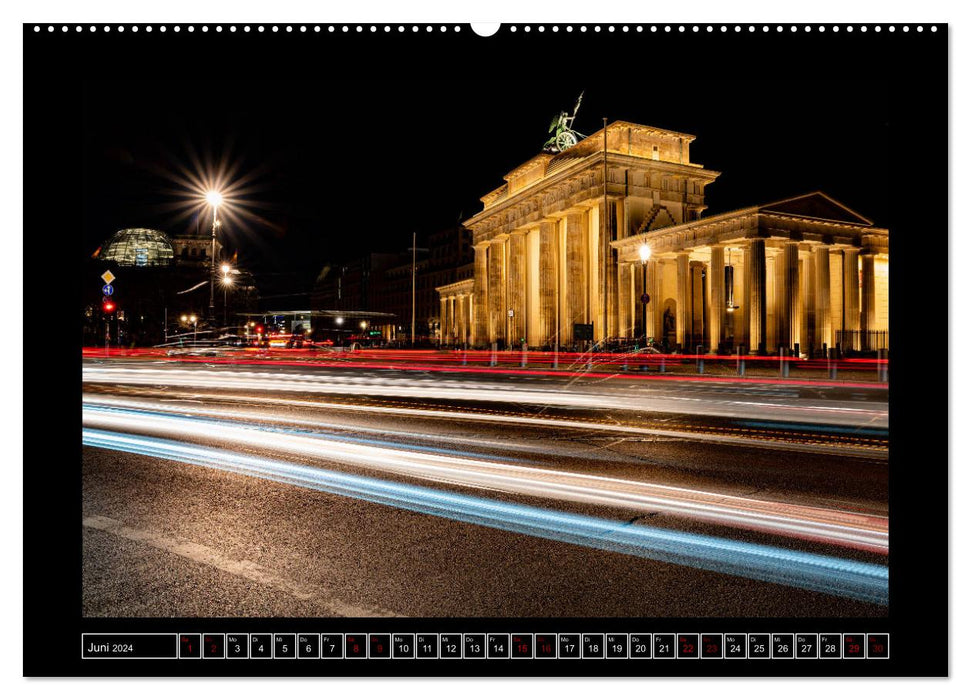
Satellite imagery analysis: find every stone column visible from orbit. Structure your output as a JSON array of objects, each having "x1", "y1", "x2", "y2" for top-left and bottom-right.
[
  {"x1": 472, "y1": 243, "x2": 489, "y2": 346},
  {"x1": 439, "y1": 296, "x2": 447, "y2": 344},
  {"x1": 488, "y1": 237, "x2": 507, "y2": 345},
  {"x1": 508, "y1": 231, "x2": 527, "y2": 345},
  {"x1": 778, "y1": 242, "x2": 799, "y2": 351},
  {"x1": 456, "y1": 294, "x2": 466, "y2": 346},
  {"x1": 676, "y1": 252, "x2": 690, "y2": 349},
  {"x1": 538, "y1": 220, "x2": 557, "y2": 348},
  {"x1": 617, "y1": 261, "x2": 632, "y2": 338},
  {"x1": 814, "y1": 245, "x2": 831, "y2": 350},
  {"x1": 564, "y1": 210, "x2": 586, "y2": 346},
  {"x1": 597, "y1": 198, "x2": 621, "y2": 341},
  {"x1": 801, "y1": 250, "x2": 816, "y2": 355},
  {"x1": 449, "y1": 296, "x2": 456, "y2": 344},
  {"x1": 738, "y1": 246, "x2": 751, "y2": 350},
  {"x1": 860, "y1": 253, "x2": 877, "y2": 350},
  {"x1": 746, "y1": 238, "x2": 766, "y2": 353},
  {"x1": 709, "y1": 245, "x2": 725, "y2": 352},
  {"x1": 843, "y1": 248, "x2": 860, "y2": 331}
]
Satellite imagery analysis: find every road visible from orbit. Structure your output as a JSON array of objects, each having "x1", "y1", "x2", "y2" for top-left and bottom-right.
[{"x1": 81, "y1": 357, "x2": 889, "y2": 618}]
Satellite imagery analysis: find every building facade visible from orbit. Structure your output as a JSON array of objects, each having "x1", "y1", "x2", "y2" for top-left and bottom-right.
[{"x1": 454, "y1": 121, "x2": 889, "y2": 354}]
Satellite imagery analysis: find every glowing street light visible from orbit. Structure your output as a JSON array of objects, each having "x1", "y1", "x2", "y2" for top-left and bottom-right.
[{"x1": 639, "y1": 243, "x2": 652, "y2": 263}]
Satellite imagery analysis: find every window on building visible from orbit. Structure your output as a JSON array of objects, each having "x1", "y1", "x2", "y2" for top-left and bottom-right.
[{"x1": 652, "y1": 145, "x2": 660, "y2": 161}]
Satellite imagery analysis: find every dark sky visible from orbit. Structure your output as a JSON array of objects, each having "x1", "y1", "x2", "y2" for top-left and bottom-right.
[{"x1": 82, "y1": 77, "x2": 888, "y2": 292}]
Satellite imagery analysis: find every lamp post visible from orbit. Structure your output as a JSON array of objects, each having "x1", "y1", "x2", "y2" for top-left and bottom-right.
[
  {"x1": 639, "y1": 243, "x2": 652, "y2": 346},
  {"x1": 206, "y1": 190, "x2": 223, "y2": 323},
  {"x1": 189, "y1": 314, "x2": 198, "y2": 344},
  {"x1": 221, "y1": 274, "x2": 233, "y2": 329}
]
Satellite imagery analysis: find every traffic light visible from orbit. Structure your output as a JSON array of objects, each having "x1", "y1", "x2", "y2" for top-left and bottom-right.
[{"x1": 102, "y1": 299, "x2": 116, "y2": 313}]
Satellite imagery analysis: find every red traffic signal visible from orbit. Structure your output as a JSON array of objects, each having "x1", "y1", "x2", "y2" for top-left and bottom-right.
[{"x1": 102, "y1": 300, "x2": 116, "y2": 313}]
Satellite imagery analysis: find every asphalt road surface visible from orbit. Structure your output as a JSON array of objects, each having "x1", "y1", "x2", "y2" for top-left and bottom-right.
[{"x1": 81, "y1": 357, "x2": 889, "y2": 618}]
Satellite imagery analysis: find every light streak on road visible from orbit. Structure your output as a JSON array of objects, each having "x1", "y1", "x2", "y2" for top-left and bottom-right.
[
  {"x1": 82, "y1": 392, "x2": 887, "y2": 458},
  {"x1": 82, "y1": 428, "x2": 889, "y2": 605},
  {"x1": 82, "y1": 404, "x2": 888, "y2": 553},
  {"x1": 82, "y1": 347, "x2": 890, "y2": 389},
  {"x1": 82, "y1": 365, "x2": 888, "y2": 428}
]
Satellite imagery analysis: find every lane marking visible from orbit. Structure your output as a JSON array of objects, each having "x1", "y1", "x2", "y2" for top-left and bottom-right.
[{"x1": 83, "y1": 514, "x2": 398, "y2": 617}]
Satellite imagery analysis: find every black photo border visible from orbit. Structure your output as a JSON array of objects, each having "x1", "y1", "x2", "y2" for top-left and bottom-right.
[{"x1": 23, "y1": 22, "x2": 947, "y2": 677}]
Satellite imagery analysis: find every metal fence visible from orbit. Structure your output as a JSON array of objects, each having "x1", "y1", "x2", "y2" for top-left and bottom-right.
[{"x1": 835, "y1": 330, "x2": 888, "y2": 352}]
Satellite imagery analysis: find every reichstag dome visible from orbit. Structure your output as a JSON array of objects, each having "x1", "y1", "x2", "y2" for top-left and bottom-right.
[{"x1": 98, "y1": 228, "x2": 175, "y2": 267}]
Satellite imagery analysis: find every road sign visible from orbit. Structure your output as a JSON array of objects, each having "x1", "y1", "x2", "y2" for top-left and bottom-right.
[
  {"x1": 640, "y1": 293, "x2": 651, "y2": 305},
  {"x1": 102, "y1": 284, "x2": 114, "y2": 296},
  {"x1": 101, "y1": 270, "x2": 116, "y2": 285}
]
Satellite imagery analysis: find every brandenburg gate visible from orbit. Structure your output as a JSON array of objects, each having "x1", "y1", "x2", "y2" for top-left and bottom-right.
[{"x1": 441, "y1": 120, "x2": 888, "y2": 355}]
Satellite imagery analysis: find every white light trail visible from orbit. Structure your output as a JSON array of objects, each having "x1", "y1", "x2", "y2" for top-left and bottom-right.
[
  {"x1": 82, "y1": 403, "x2": 888, "y2": 553},
  {"x1": 82, "y1": 428, "x2": 889, "y2": 605},
  {"x1": 82, "y1": 365, "x2": 889, "y2": 428},
  {"x1": 81, "y1": 392, "x2": 886, "y2": 458}
]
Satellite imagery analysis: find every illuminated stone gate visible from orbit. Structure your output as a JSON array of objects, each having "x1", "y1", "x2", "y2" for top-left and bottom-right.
[
  {"x1": 614, "y1": 193, "x2": 890, "y2": 354},
  {"x1": 454, "y1": 120, "x2": 889, "y2": 354}
]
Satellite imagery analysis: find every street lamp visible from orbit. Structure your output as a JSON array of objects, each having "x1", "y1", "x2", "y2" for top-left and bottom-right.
[
  {"x1": 189, "y1": 314, "x2": 198, "y2": 343},
  {"x1": 638, "y1": 244, "x2": 652, "y2": 346},
  {"x1": 206, "y1": 190, "x2": 223, "y2": 323},
  {"x1": 221, "y1": 274, "x2": 234, "y2": 328}
]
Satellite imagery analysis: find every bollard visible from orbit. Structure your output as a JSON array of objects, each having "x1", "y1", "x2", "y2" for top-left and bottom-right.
[
  {"x1": 490, "y1": 342, "x2": 497, "y2": 367},
  {"x1": 553, "y1": 345, "x2": 559, "y2": 370},
  {"x1": 521, "y1": 341, "x2": 527, "y2": 368},
  {"x1": 659, "y1": 353, "x2": 665, "y2": 374},
  {"x1": 878, "y1": 348, "x2": 889, "y2": 383},
  {"x1": 828, "y1": 347, "x2": 838, "y2": 380},
  {"x1": 780, "y1": 347, "x2": 790, "y2": 378},
  {"x1": 462, "y1": 347, "x2": 468, "y2": 366},
  {"x1": 697, "y1": 345, "x2": 704, "y2": 374},
  {"x1": 737, "y1": 345, "x2": 745, "y2": 377}
]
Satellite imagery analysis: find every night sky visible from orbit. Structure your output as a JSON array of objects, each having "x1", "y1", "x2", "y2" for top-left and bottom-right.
[{"x1": 81, "y1": 64, "x2": 888, "y2": 296}]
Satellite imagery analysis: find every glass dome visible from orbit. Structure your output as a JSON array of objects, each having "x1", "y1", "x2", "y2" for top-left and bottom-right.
[{"x1": 99, "y1": 228, "x2": 174, "y2": 267}]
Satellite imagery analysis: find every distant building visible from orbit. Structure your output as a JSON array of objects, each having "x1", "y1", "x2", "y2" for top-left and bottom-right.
[
  {"x1": 85, "y1": 226, "x2": 251, "y2": 347},
  {"x1": 310, "y1": 253, "x2": 399, "y2": 312},
  {"x1": 312, "y1": 226, "x2": 474, "y2": 344},
  {"x1": 97, "y1": 228, "x2": 175, "y2": 267}
]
